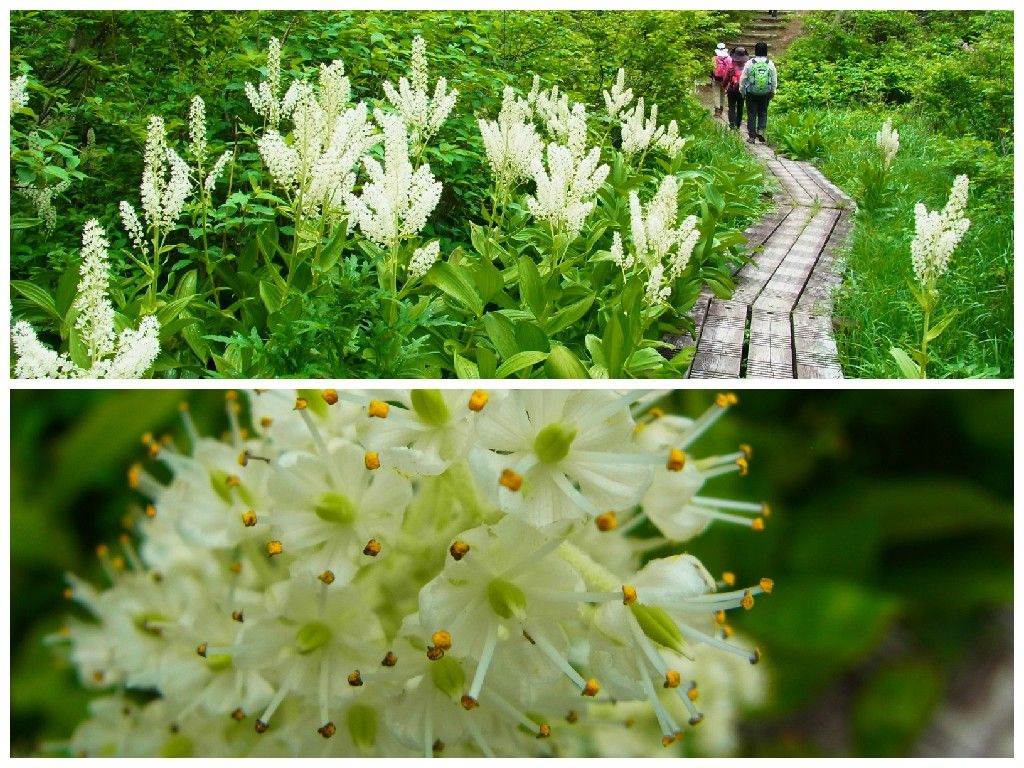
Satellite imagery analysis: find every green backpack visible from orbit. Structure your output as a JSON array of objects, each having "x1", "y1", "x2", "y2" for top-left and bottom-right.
[{"x1": 748, "y1": 59, "x2": 772, "y2": 95}]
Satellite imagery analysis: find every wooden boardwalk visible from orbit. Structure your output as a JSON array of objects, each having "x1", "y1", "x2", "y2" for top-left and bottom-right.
[{"x1": 673, "y1": 141, "x2": 853, "y2": 379}]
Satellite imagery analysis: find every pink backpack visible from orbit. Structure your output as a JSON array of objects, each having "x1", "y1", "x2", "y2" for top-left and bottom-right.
[{"x1": 713, "y1": 55, "x2": 731, "y2": 81}]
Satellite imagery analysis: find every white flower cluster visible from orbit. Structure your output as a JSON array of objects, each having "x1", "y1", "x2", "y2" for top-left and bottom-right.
[
  {"x1": 526, "y1": 143, "x2": 609, "y2": 240},
  {"x1": 875, "y1": 117, "x2": 899, "y2": 171},
  {"x1": 17, "y1": 178, "x2": 70, "y2": 233},
  {"x1": 407, "y1": 240, "x2": 441, "y2": 281},
  {"x1": 345, "y1": 110, "x2": 442, "y2": 249},
  {"x1": 619, "y1": 176, "x2": 701, "y2": 305},
  {"x1": 139, "y1": 116, "x2": 193, "y2": 232},
  {"x1": 603, "y1": 68, "x2": 633, "y2": 121},
  {"x1": 10, "y1": 72, "x2": 29, "y2": 110},
  {"x1": 382, "y1": 35, "x2": 458, "y2": 150},
  {"x1": 605, "y1": 69, "x2": 687, "y2": 160},
  {"x1": 12, "y1": 220, "x2": 161, "y2": 379},
  {"x1": 188, "y1": 95, "x2": 207, "y2": 167},
  {"x1": 55, "y1": 389, "x2": 770, "y2": 757},
  {"x1": 478, "y1": 87, "x2": 543, "y2": 193},
  {"x1": 245, "y1": 37, "x2": 284, "y2": 127},
  {"x1": 910, "y1": 174, "x2": 971, "y2": 292}
]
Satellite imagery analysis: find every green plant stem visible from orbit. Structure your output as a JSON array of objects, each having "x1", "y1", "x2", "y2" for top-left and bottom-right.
[{"x1": 919, "y1": 306, "x2": 931, "y2": 379}]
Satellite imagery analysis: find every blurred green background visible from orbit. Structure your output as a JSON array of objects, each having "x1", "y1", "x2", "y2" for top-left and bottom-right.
[{"x1": 9, "y1": 388, "x2": 1013, "y2": 756}]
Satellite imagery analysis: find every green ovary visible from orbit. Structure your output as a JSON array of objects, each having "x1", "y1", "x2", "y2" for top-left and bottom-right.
[
  {"x1": 410, "y1": 389, "x2": 451, "y2": 426},
  {"x1": 430, "y1": 655, "x2": 465, "y2": 700},
  {"x1": 487, "y1": 578, "x2": 527, "y2": 619},
  {"x1": 314, "y1": 492, "x2": 356, "y2": 524},
  {"x1": 533, "y1": 422, "x2": 577, "y2": 463},
  {"x1": 295, "y1": 621, "x2": 333, "y2": 654}
]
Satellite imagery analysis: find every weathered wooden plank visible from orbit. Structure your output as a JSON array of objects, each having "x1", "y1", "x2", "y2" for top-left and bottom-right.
[
  {"x1": 753, "y1": 208, "x2": 839, "y2": 313},
  {"x1": 687, "y1": 299, "x2": 747, "y2": 379},
  {"x1": 794, "y1": 211, "x2": 852, "y2": 314},
  {"x1": 792, "y1": 311, "x2": 842, "y2": 378},
  {"x1": 746, "y1": 309, "x2": 793, "y2": 378}
]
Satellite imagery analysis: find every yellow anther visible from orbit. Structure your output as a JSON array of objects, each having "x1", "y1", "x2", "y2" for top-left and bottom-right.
[
  {"x1": 666, "y1": 448, "x2": 686, "y2": 471},
  {"x1": 62, "y1": 587, "x2": 73, "y2": 600},
  {"x1": 721, "y1": 571, "x2": 736, "y2": 587},
  {"x1": 740, "y1": 443, "x2": 752, "y2": 459},
  {"x1": 229, "y1": 562, "x2": 242, "y2": 574},
  {"x1": 260, "y1": 416, "x2": 273, "y2": 429},
  {"x1": 582, "y1": 679, "x2": 601, "y2": 697},
  {"x1": 147, "y1": 441, "x2": 161, "y2": 458},
  {"x1": 634, "y1": 422, "x2": 647, "y2": 434},
  {"x1": 363, "y1": 538, "x2": 382, "y2": 557},
  {"x1": 622, "y1": 584, "x2": 638, "y2": 605},
  {"x1": 319, "y1": 570, "x2": 335, "y2": 585},
  {"x1": 762, "y1": 503, "x2": 772, "y2": 517},
  {"x1": 715, "y1": 393, "x2": 731, "y2": 408},
  {"x1": 648, "y1": 406, "x2": 664, "y2": 418},
  {"x1": 715, "y1": 610, "x2": 726, "y2": 625},
  {"x1": 294, "y1": 397, "x2": 308, "y2": 410},
  {"x1": 347, "y1": 670, "x2": 363, "y2": 687},
  {"x1": 566, "y1": 710, "x2": 579, "y2": 724},
  {"x1": 318, "y1": 721, "x2": 336, "y2": 738},
  {"x1": 688, "y1": 684, "x2": 699, "y2": 701},
  {"x1": 722, "y1": 624, "x2": 735, "y2": 638},
  {"x1": 226, "y1": 475, "x2": 241, "y2": 488},
  {"x1": 595, "y1": 511, "x2": 618, "y2": 531},
  {"x1": 664, "y1": 670, "x2": 681, "y2": 689},
  {"x1": 759, "y1": 577, "x2": 774, "y2": 594},
  {"x1": 736, "y1": 456, "x2": 749, "y2": 476},
  {"x1": 426, "y1": 646, "x2": 445, "y2": 661},
  {"x1": 460, "y1": 695, "x2": 479, "y2": 710},
  {"x1": 499, "y1": 468, "x2": 523, "y2": 491},
  {"x1": 238, "y1": 451, "x2": 248, "y2": 467},
  {"x1": 321, "y1": 389, "x2": 339, "y2": 405},
  {"x1": 141, "y1": 432, "x2": 154, "y2": 446},
  {"x1": 752, "y1": 517, "x2": 765, "y2": 531},
  {"x1": 254, "y1": 720, "x2": 269, "y2": 734},
  {"x1": 241, "y1": 510, "x2": 257, "y2": 527},
  {"x1": 381, "y1": 651, "x2": 398, "y2": 667},
  {"x1": 468, "y1": 390, "x2": 489, "y2": 411},
  {"x1": 196, "y1": 643, "x2": 208, "y2": 657},
  {"x1": 364, "y1": 451, "x2": 381, "y2": 470},
  {"x1": 432, "y1": 738, "x2": 445, "y2": 753},
  {"x1": 367, "y1": 400, "x2": 390, "y2": 418},
  {"x1": 232, "y1": 610, "x2": 244, "y2": 623},
  {"x1": 266, "y1": 540, "x2": 283, "y2": 557},
  {"x1": 144, "y1": 503, "x2": 157, "y2": 519},
  {"x1": 741, "y1": 590, "x2": 755, "y2": 610},
  {"x1": 92, "y1": 670, "x2": 105, "y2": 684},
  {"x1": 178, "y1": 402, "x2": 190, "y2": 412},
  {"x1": 225, "y1": 391, "x2": 238, "y2": 402},
  {"x1": 128, "y1": 463, "x2": 141, "y2": 489},
  {"x1": 449, "y1": 540, "x2": 470, "y2": 561},
  {"x1": 431, "y1": 630, "x2": 452, "y2": 651},
  {"x1": 537, "y1": 723, "x2": 551, "y2": 739},
  {"x1": 662, "y1": 733, "x2": 680, "y2": 747},
  {"x1": 231, "y1": 708, "x2": 245, "y2": 721}
]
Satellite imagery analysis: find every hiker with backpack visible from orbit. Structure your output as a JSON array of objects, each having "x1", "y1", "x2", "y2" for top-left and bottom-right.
[
  {"x1": 725, "y1": 46, "x2": 749, "y2": 130},
  {"x1": 739, "y1": 41, "x2": 778, "y2": 144},
  {"x1": 711, "y1": 42, "x2": 732, "y2": 119}
]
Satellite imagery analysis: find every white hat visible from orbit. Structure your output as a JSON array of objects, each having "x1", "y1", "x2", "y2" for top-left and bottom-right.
[{"x1": 715, "y1": 43, "x2": 728, "y2": 54}]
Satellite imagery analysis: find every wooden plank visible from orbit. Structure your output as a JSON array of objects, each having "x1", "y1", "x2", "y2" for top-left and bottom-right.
[
  {"x1": 792, "y1": 311, "x2": 842, "y2": 378},
  {"x1": 746, "y1": 309, "x2": 793, "y2": 378},
  {"x1": 794, "y1": 211, "x2": 852, "y2": 314},
  {"x1": 753, "y1": 208, "x2": 839, "y2": 313},
  {"x1": 687, "y1": 299, "x2": 747, "y2": 379}
]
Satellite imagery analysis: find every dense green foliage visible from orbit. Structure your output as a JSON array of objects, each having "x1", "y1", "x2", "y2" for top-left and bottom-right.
[
  {"x1": 11, "y1": 389, "x2": 1013, "y2": 755},
  {"x1": 771, "y1": 11, "x2": 1012, "y2": 377},
  {"x1": 10, "y1": 10, "x2": 766, "y2": 378}
]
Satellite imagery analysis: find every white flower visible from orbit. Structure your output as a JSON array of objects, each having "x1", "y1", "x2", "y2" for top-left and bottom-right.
[
  {"x1": 139, "y1": 116, "x2": 192, "y2": 231},
  {"x1": 656, "y1": 120, "x2": 687, "y2": 158},
  {"x1": 16, "y1": 179, "x2": 69, "y2": 233},
  {"x1": 10, "y1": 73, "x2": 29, "y2": 110},
  {"x1": 603, "y1": 68, "x2": 633, "y2": 121},
  {"x1": 876, "y1": 117, "x2": 899, "y2": 170},
  {"x1": 627, "y1": 175, "x2": 700, "y2": 278},
  {"x1": 11, "y1": 320, "x2": 78, "y2": 378},
  {"x1": 73, "y1": 219, "x2": 117, "y2": 361},
  {"x1": 204, "y1": 151, "x2": 232, "y2": 193},
  {"x1": 406, "y1": 240, "x2": 440, "y2": 281},
  {"x1": 620, "y1": 98, "x2": 665, "y2": 158},
  {"x1": 245, "y1": 37, "x2": 284, "y2": 127},
  {"x1": 257, "y1": 130, "x2": 300, "y2": 190},
  {"x1": 119, "y1": 201, "x2": 147, "y2": 254},
  {"x1": 188, "y1": 95, "x2": 207, "y2": 167},
  {"x1": 478, "y1": 87, "x2": 543, "y2": 192},
  {"x1": 382, "y1": 35, "x2": 458, "y2": 149},
  {"x1": 345, "y1": 109, "x2": 442, "y2": 249},
  {"x1": 526, "y1": 143, "x2": 609, "y2": 240},
  {"x1": 910, "y1": 174, "x2": 970, "y2": 291}
]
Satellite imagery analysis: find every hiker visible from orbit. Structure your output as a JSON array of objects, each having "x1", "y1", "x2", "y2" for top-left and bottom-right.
[
  {"x1": 740, "y1": 41, "x2": 777, "y2": 144},
  {"x1": 726, "y1": 46, "x2": 748, "y2": 130},
  {"x1": 711, "y1": 42, "x2": 731, "y2": 119}
]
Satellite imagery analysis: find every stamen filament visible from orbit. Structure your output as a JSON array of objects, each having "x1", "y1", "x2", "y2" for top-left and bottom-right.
[
  {"x1": 674, "y1": 620, "x2": 760, "y2": 663},
  {"x1": 685, "y1": 506, "x2": 763, "y2": 528},
  {"x1": 468, "y1": 623, "x2": 499, "y2": 700},
  {"x1": 551, "y1": 471, "x2": 600, "y2": 517},
  {"x1": 690, "y1": 496, "x2": 765, "y2": 514},
  {"x1": 528, "y1": 628, "x2": 587, "y2": 690},
  {"x1": 680, "y1": 397, "x2": 733, "y2": 450}
]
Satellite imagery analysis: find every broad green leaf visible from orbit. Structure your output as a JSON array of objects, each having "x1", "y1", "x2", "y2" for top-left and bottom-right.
[
  {"x1": 544, "y1": 345, "x2": 589, "y2": 378},
  {"x1": 453, "y1": 352, "x2": 480, "y2": 379},
  {"x1": 517, "y1": 256, "x2": 545, "y2": 318},
  {"x1": 852, "y1": 661, "x2": 942, "y2": 756},
  {"x1": 925, "y1": 310, "x2": 958, "y2": 343},
  {"x1": 514, "y1": 321, "x2": 550, "y2": 353},
  {"x1": 602, "y1": 313, "x2": 627, "y2": 378},
  {"x1": 495, "y1": 351, "x2": 548, "y2": 378},
  {"x1": 156, "y1": 295, "x2": 196, "y2": 328},
  {"x1": 11, "y1": 280, "x2": 60, "y2": 324},
  {"x1": 475, "y1": 347, "x2": 497, "y2": 379},
  {"x1": 481, "y1": 313, "x2": 517, "y2": 359},
  {"x1": 174, "y1": 269, "x2": 199, "y2": 300},
  {"x1": 258, "y1": 280, "x2": 286, "y2": 314},
  {"x1": 889, "y1": 347, "x2": 920, "y2": 379},
  {"x1": 543, "y1": 294, "x2": 594, "y2": 335},
  {"x1": 316, "y1": 224, "x2": 348, "y2": 273},
  {"x1": 473, "y1": 257, "x2": 504, "y2": 304},
  {"x1": 427, "y1": 262, "x2": 484, "y2": 317}
]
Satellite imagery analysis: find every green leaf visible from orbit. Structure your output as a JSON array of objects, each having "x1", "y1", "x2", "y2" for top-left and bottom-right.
[
  {"x1": 427, "y1": 262, "x2": 484, "y2": 317},
  {"x1": 543, "y1": 294, "x2": 594, "y2": 336},
  {"x1": 544, "y1": 345, "x2": 589, "y2": 378},
  {"x1": 259, "y1": 280, "x2": 286, "y2": 314},
  {"x1": 316, "y1": 224, "x2": 348, "y2": 273},
  {"x1": 55, "y1": 267, "x2": 81, "y2": 321},
  {"x1": 514, "y1": 321, "x2": 550, "y2": 353},
  {"x1": 174, "y1": 270, "x2": 199, "y2": 300},
  {"x1": 495, "y1": 351, "x2": 548, "y2": 378},
  {"x1": 156, "y1": 295, "x2": 196, "y2": 328},
  {"x1": 889, "y1": 347, "x2": 920, "y2": 379},
  {"x1": 475, "y1": 347, "x2": 498, "y2": 379},
  {"x1": 453, "y1": 352, "x2": 480, "y2": 379},
  {"x1": 481, "y1": 313, "x2": 518, "y2": 359},
  {"x1": 256, "y1": 221, "x2": 279, "y2": 260},
  {"x1": 853, "y1": 661, "x2": 942, "y2": 756},
  {"x1": 473, "y1": 257, "x2": 504, "y2": 304},
  {"x1": 925, "y1": 310, "x2": 958, "y2": 343},
  {"x1": 602, "y1": 313, "x2": 627, "y2": 378},
  {"x1": 11, "y1": 280, "x2": 60, "y2": 324},
  {"x1": 517, "y1": 256, "x2": 546, "y2": 318}
]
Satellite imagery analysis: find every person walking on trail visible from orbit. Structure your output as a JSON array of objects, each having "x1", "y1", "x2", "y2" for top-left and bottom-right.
[
  {"x1": 711, "y1": 42, "x2": 732, "y2": 119},
  {"x1": 725, "y1": 46, "x2": 749, "y2": 131},
  {"x1": 739, "y1": 41, "x2": 777, "y2": 144}
]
